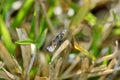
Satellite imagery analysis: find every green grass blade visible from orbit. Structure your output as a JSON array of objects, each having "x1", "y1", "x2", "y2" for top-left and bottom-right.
[
  {"x1": 74, "y1": 40, "x2": 96, "y2": 61},
  {"x1": 70, "y1": 2, "x2": 79, "y2": 11},
  {"x1": 113, "y1": 28, "x2": 120, "y2": 35},
  {"x1": 29, "y1": 11, "x2": 36, "y2": 39},
  {"x1": 90, "y1": 25, "x2": 102, "y2": 57},
  {"x1": 36, "y1": 29, "x2": 47, "y2": 49},
  {"x1": 112, "y1": 11, "x2": 120, "y2": 27},
  {"x1": 11, "y1": 0, "x2": 34, "y2": 28},
  {"x1": 1, "y1": 0, "x2": 14, "y2": 19},
  {"x1": 102, "y1": 47, "x2": 112, "y2": 65},
  {"x1": 0, "y1": 15, "x2": 16, "y2": 54},
  {"x1": 15, "y1": 39, "x2": 34, "y2": 45},
  {"x1": 85, "y1": 12, "x2": 97, "y2": 26},
  {"x1": 70, "y1": 0, "x2": 90, "y2": 28},
  {"x1": 39, "y1": 16, "x2": 45, "y2": 35}
]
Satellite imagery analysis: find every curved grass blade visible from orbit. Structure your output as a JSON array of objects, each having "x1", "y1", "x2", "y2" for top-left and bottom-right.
[
  {"x1": 16, "y1": 28, "x2": 32, "y2": 79},
  {"x1": 0, "y1": 16, "x2": 16, "y2": 54},
  {"x1": 15, "y1": 39, "x2": 34, "y2": 45},
  {"x1": 12, "y1": 0, "x2": 34, "y2": 28},
  {"x1": 73, "y1": 39, "x2": 96, "y2": 61},
  {"x1": 36, "y1": 29, "x2": 47, "y2": 49},
  {"x1": 70, "y1": 0, "x2": 90, "y2": 29},
  {"x1": 29, "y1": 10, "x2": 36, "y2": 39},
  {"x1": 1, "y1": 0, "x2": 14, "y2": 19},
  {"x1": 0, "y1": 41, "x2": 22, "y2": 74}
]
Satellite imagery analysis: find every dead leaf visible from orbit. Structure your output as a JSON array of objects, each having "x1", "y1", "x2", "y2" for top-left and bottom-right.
[
  {"x1": 16, "y1": 28, "x2": 31, "y2": 77},
  {"x1": 0, "y1": 40, "x2": 22, "y2": 74}
]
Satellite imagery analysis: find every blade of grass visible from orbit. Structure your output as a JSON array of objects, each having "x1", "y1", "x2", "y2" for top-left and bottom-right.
[
  {"x1": 0, "y1": 0, "x2": 4, "y2": 14},
  {"x1": 90, "y1": 25, "x2": 102, "y2": 57},
  {"x1": 61, "y1": 54, "x2": 81, "y2": 77},
  {"x1": 39, "y1": 16, "x2": 46, "y2": 36},
  {"x1": 0, "y1": 41, "x2": 22, "y2": 74},
  {"x1": 70, "y1": 0, "x2": 90, "y2": 29},
  {"x1": 51, "y1": 40, "x2": 70, "y2": 62},
  {"x1": 112, "y1": 11, "x2": 120, "y2": 27},
  {"x1": 73, "y1": 38, "x2": 96, "y2": 61},
  {"x1": 70, "y1": 2, "x2": 79, "y2": 12},
  {"x1": 2, "y1": 68, "x2": 15, "y2": 79},
  {"x1": 99, "y1": 58, "x2": 116, "y2": 80},
  {"x1": 35, "y1": 76, "x2": 48, "y2": 80},
  {"x1": 88, "y1": 67, "x2": 120, "y2": 78},
  {"x1": 102, "y1": 47, "x2": 111, "y2": 66},
  {"x1": 0, "y1": 71, "x2": 11, "y2": 80},
  {"x1": 54, "y1": 58, "x2": 63, "y2": 79},
  {"x1": 29, "y1": 10, "x2": 36, "y2": 39},
  {"x1": 12, "y1": 0, "x2": 34, "y2": 28},
  {"x1": 36, "y1": 29, "x2": 47, "y2": 49},
  {"x1": 98, "y1": 14, "x2": 114, "y2": 48},
  {"x1": 27, "y1": 44, "x2": 36, "y2": 80},
  {"x1": 90, "y1": 65, "x2": 107, "y2": 73},
  {"x1": 0, "y1": 62, "x2": 11, "y2": 79},
  {"x1": 97, "y1": 41, "x2": 119, "y2": 63},
  {"x1": 85, "y1": 12, "x2": 97, "y2": 26},
  {"x1": 1, "y1": 0, "x2": 14, "y2": 19},
  {"x1": 15, "y1": 39, "x2": 34, "y2": 45},
  {"x1": 0, "y1": 15, "x2": 16, "y2": 54},
  {"x1": 113, "y1": 28, "x2": 120, "y2": 35},
  {"x1": 16, "y1": 28, "x2": 31, "y2": 79},
  {"x1": 39, "y1": 52, "x2": 49, "y2": 77},
  {"x1": 39, "y1": 0, "x2": 55, "y2": 35},
  {"x1": 79, "y1": 57, "x2": 90, "y2": 80}
]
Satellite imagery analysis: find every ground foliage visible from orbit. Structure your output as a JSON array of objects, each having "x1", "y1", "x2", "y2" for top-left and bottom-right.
[{"x1": 0, "y1": 0, "x2": 120, "y2": 80}]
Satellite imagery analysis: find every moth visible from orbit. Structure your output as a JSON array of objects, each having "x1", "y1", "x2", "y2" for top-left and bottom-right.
[{"x1": 47, "y1": 29, "x2": 67, "y2": 52}]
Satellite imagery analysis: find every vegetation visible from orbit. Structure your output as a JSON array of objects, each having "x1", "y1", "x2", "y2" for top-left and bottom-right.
[{"x1": 0, "y1": 0, "x2": 120, "y2": 80}]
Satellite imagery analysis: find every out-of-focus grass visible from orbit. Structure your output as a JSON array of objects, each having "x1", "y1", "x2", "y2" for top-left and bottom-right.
[
  {"x1": 38, "y1": 16, "x2": 45, "y2": 36},
  {"x1": 70, "y1": 0, "x2": 90, "y2": 28},
  {"x1": 36, "y1": 29, "x2": 47, "y2": 49},
  {"x1": 102, "y1": 47, "x2": 112, "y2": 66},
  {"x1": 15, "y1": 39, "x2": 33, "y2": 45},
  {"x1": 74, "y1": 39, "x2": 96, "y2": 61},
  {"x1": 69, "y1": 0, "x2": 98, "y2": 60},
  {"x1": 0, "y1": 16, "x2": 16, "y2": 54},
  {"x1": 29, "y1": 10, "x2": 36, "y2": 39},
  {"x1": 1, "y1": 0, "x2": 14, "y2": 19},
  {"x1": 113, "y1": 28, "x2": 120, "y2": 35},
  {"x1": 1, "y1": 0, "x2": 120, "y2": 80},
  {"x1": 0, "y1": 0, "x2": 16, "y2": 54},
  {"x1": 16, "y1": 9, "x2": 47, "y2": 49},
  {"x1": 91, "y1": 25, "x2": 103, "y2": 57},
  {"x1": 113, "y1": 11, "x2": 120, "y2": 27},
  {"x1": 70, "y1": 2, "x2": 79, "y2": 12},
  {"x1": 85, "y1": 12, "x2": 97, "y2": 26},
  {"x1": 112, "y1": 12, "x2": 120, "y2": 35},
  {"x1": 12, "y1": 0, "x2": 34, "y2": 28},
  {"x1": 30, "y1": 66, "x2": 37, "y2": 79}
]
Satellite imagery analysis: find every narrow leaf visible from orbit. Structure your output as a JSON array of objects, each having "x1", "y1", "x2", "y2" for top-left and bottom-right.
[
  {"x1": 15, "y1": 39, "x2": 34, "y2": 45},
  {"x1": 29, "y1": 10, "x2": 36, "y2": 39},
  {"x1": 0, "y1": 15, "x2": 16, "y2": 54},
  {"x1": 12, "y1": 0, "x2": 34, "y2": 28},
  {"x1": 16, "y1": 28, "x2": 31, "y2": 78},
  {"x1": 36, "y1": 29, "x2": 47, "y2": 49},
  {"x1": 74, "y1": 39, "x2": 96, "y2": 61},
  {"x1": 70, "y1": 0, "x2": 90, "y2": 28},
  {"x1": 0, "y1": 41, "x2": 22, "y2": 74}
]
